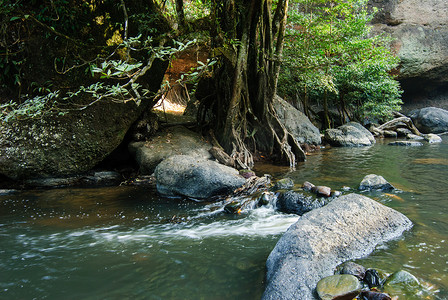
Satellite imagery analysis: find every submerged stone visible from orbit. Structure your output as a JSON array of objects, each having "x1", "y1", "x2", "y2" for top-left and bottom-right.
[
  {"x1": 383, "y1": 270, "x2": 421, "y2": 297},
  {"x1": 224, "y1": 201, "x2": 242, "y2": 214},
  {"x1": 316, "y1": 274, "x2": 362, "y2": 300},
  {"x1": 388, "y1": 141, "x2": 424, "y2": 147}
]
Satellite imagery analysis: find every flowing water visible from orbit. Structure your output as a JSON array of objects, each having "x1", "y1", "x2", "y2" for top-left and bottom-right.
[{"x1": 1, "y1": 137, "x2": 447, "y2": 299}]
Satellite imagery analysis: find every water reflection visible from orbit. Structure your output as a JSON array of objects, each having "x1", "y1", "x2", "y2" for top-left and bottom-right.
[{"x1": 0, "y1": 137, "x2": 447, "y2": 299}]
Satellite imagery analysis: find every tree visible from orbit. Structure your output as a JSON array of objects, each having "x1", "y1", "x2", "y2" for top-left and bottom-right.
[
  {"x1": 197, "y1": 0, "x2": 305, "y2": 169},
  {"x1": 279, "y1": 0, "x2": 402, "y2": 127}
]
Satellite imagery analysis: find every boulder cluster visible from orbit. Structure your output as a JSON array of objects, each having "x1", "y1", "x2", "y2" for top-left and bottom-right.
[{"x1": 316, "y1": 262, "x2": 426, "y2": 300}]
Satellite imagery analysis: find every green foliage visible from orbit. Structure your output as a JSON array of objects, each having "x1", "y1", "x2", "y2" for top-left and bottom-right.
[
  {"x1": 0, "y1": 34, "x2": 199, "y2": 123},
  {"x1": 279, "y1": 0, "x2": 402, "y2": 122},
  {"x1": 0, "y1": 91, "x2": 61, "y2": 122},
  {"x1": 183, "y1": 0, "x2": 211, "y2": 20}
]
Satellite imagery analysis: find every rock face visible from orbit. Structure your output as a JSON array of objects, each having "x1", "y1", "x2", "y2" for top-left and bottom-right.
[
  {"x1": 262, "y1": 193, "x2": 412, "y2": 300},
  {"x1": 129, "y1": 126, "x2": 212, "y2": 174},
  {"x1": 154, "y1": 155, "x2": 246, "y2": 199},
  {"x1": 0, "y1": 101, "x2": 147, "y2": 180},
  {"x1": 369, "y1": 0, "x2": 448, "y2": 95},
  {"x1": 408, "y1": 107, "x2": 448, "y2": 134},
  {"x1": 273, "y1": 96, "x2": 321, "y2": 145},
  {"x1": 324, "y1": 122, "x2": 375, "y2": 147}
]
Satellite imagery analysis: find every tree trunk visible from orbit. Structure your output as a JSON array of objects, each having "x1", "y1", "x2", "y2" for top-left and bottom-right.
[
  {"x1": 175, "y1": 0, "x2": 185, "y2": 27},
  {"x1": 201, "y1": 0, "x2": 305, "y2": 169}
]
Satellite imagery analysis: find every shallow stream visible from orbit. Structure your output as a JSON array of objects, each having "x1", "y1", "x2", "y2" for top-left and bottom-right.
[{"x1": 1, "y1": 137, "x2": 447, "y2": 299}]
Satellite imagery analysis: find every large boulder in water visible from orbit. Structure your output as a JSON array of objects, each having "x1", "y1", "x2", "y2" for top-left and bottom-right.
[
  {"x1": 154, "y1": 155, "x2": 246, "y2": 199},
  {"x1": 273, "y1": 96, "x2": 321, "y2": 145},
  {"x1": 324, "y1": 122, "x2": 375, "y2": 147},
  {"x1": 0, "y1": 101, "x2": 147, "y2": 180},
  {"x1": 408, "y1": 107, "x2": 448, "y2": 134},
  {"x1": 262, "y1": 193, "x2": 412, "y2": 300},
  {"x1": 129, "y1": 126, "x2": 212, "y2": 174},
  {"x1": 0, "y1": 59, "x2": 167, "y2": 180}
]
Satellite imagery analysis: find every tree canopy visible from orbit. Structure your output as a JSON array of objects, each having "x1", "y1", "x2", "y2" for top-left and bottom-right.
[
  {"x1": 1, "y1": 0, "x2": 403, "y2": 167},
  {"x1": 279, "y1": 0, "x2": 402, "y2": 127}
]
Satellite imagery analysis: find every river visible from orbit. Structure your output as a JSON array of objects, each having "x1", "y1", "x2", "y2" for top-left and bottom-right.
[{"x1": 0, "y1": 137, "x2": 447, "y2": 299}]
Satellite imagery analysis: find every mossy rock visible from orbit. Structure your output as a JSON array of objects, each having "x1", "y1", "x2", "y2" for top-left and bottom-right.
[
  {"x1": 316, "y1": 274, "x2": 362, "y2": 300},
  {"x1": 383, "y1": 270, "x2": 425, "y2": 299}
]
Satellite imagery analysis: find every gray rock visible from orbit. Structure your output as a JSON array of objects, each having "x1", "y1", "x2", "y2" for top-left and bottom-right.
[
  {"x1": 276, "y1": 191, "x2": 331, "y2": 215},
  {"x1": 359, "y1": 174, "x2": 395, "y2": 191},
  {"x1": 396, "y1": 128, "x2": 413, "y2": 137},
  {"x1": 303, "y1": 181, "x2": 315, "y2": 191},
  {"x1": 316, "y1": 275, "x2": 362, "y2": 300},
  {"x1": 383, "y1": 130, "x2": 398, "y2": 138},
  {"x1": 336, "y1": 262, "x2": 366, "y2": 280},
  {"x1": 388, "y1": 141, "x2": 423, "y2": 147},
  {"x1": 273, "y1": 96, "x2": 321, "y2": 145},
  {"x1": 324, "y1": 122, "x2": 375, "y2": 147},
  {"x1": 424, "y1": 133, "x2": 442, "y2": 143},
  {"x1": 154, "y1": 155, "x2": 246, "y2": 199},
  {"x1": 383, "y1": 270, "x2": 421, "y2": 298},
  {"x1": 408, "y1": 107, "x2": 448, "y2": 134},
  {"x1": 0, "y1": 61, "x2": 166, "y2": 181},
  {"x1": 0, "y1": 101, "x2": 147, "y2": 180},
  {"x1": 129, "y1": 126, "x2": 212, "y2": 174},
  {"x1": 406, "y1": 133, "x2": 424, "y2": 140},
  {"x1": 273, "y1": 178, "x2": 295, "y2": 190},
  {"x1": 262, "y1": 193, "x2": 412, "y2": 300},
  {"x1": 24, "y1": 171, "x2": 122, "y2": 188}
]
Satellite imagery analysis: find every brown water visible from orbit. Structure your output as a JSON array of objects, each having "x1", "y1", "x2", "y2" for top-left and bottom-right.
[{"x1": 0, "y1": 137, "x2": 447, "y2": 299}]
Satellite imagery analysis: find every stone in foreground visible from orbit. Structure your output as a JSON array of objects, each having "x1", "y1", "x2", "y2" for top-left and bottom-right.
[
  {"x1": 154, "y1": 155, "x2": 246, "y2": 199},
  {"x1": 316, "y1": 274, "x2": 362, "y2": 300},
  {"x1": 262, "y1": 193, "x2": 412, "y2": 300}
]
